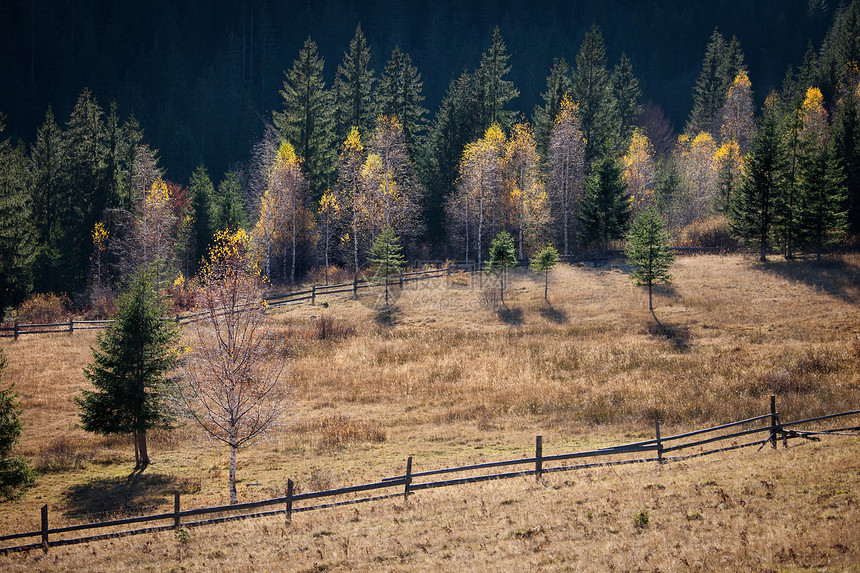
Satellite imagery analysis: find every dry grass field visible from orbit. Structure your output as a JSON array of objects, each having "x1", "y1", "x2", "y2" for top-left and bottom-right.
[{"x1": 1, "y1": 253, "x2": 859, "y2": 571}]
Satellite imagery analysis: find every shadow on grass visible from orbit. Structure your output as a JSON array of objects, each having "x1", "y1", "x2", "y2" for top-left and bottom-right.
[
  {"x1": 374, "y1": 306, "x2": 399, "y2": 327},
  {"x1": 538, "y1": 304, "x2": 568, "y2": 324},
  {"x1": 497, "y1": 305, "x2": 524, "y2": 326},
  {"x1": 648, "y1": 311, "x2": 691, "y2": 352},
  {"x1": 62, "y1": 471, "x2": 199, "y2": 519},
  {"x1": 760, "y1": 256, "x2": 860, "y2": 304}
]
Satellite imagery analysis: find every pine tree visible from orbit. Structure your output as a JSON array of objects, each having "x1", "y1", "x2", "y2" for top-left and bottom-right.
[
  {"x1": 335, "y1": 25, "x2": 376, "y2": 143},
  {"x1": 533, "y1": 58, "x2": 572, "y2": 163},
  {"x1": 273, "y1": 37, "x2": 335, "y2": 199},
  {"x1": 625, "y1": 207, "x2": 674, "y2": 312},
  {"x1": 529, "y1": 246, "x2": 559, "y2": 301},
  {"x1": 30, "y1": 107, "x2": 66, "y2": 251},
  {"x1": 376, "y1": 46, "x2": 428, "y2": 158},
  {"x1": 367, "y1": 226, "x2": 405, "y2": 310},
  {"x1": 610, "y1": 53, "x2": 642, "y2": 154},
  {"x1": 485, "y1": 231, "x2": 516, "y2": 304},
  {"x1": 578, "y1": 156, "x2": 631, "y2": 255},
  {"x1": 796, "y1": 140, "x2": 848, "y2": 260},
  {"x1": 0, "y1": 115, "x2": 35, "y2": 311},
  {"x1": 687, "y1": 30, "x2": 746, "y2": 137},
  {"x1": 188, "y1": 165, "x2": 216, "y2": 272},
  {"x1": 834, "y1": 65, "x2": 860, "y2": 234},
  {"x1": 77, "y1": 271, "x2": 180, "y2": 469},
  {"x1": 476, "y1": 27, "x2": 519, "y2": 131},
  {"x1": 730, "y1": 95, "x2": 785, "y2": 262},
  {"x1": 214, "y1": 169, "x2": 247, "y2": 233},
  {"x1": 0, "y1": 348, "x2": 35, "y2": 500},
  {"x1": 573, "y1": 25, "x2": 615, "y2": 166}
]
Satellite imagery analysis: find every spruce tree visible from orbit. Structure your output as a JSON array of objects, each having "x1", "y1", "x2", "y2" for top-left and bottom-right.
[
  {"x1": 0, "y1": 348, "x2": 35, "y2": 500},
  {"x1": 533, "y1": 58, "x2": 572, "y2": 162},
  {"x1": 625, "y1": 208, "x2": 674, "y2": 312},
  {"x1": 485, "y1": 231, "x2": 517, "y2": 304},
  {"x1": 335, "y1": 25, "x2": 376, "y2": 143},
  {"x1": 189, "y1": 164, "x2": 216, "y2": 271},
  {"x1": 687, "y1": 30, "x2": 746, "y2": 137},
  {"x1": 834, "y1": 66, "x2": 860, "y2": 234},
  {"x1": 273, "y1": 37, "x2": 335, "y2": 199},
  {"x1": 578, "y1": 156, "x2": 631, "y2": 255},
  {"x1": 530, "y1": 246, "x2": 559, "y2": 301},
  {"x1": 729, "y1": 96, "x2": 785, "y2": 262},
  {"x1": 572, "y1": 25, "x2": 615, "y2": 166},
  {"x1": 77, "y1": 271, "x2": 180, "y2": 469},
  {"x1": 367, "y1": 226, "x2": 405, "y2": 310},
  {"x1": 796, "y1": 140, "x2": 848, "y2": 260},
  {"x1": 476, "y1": 27, "x2": 519, "y2": 131},
  {"x1": 0, "y1": 115, "x2": 35, "y2": 310},
  {"x1": 214, "y1": 169, "x2": 247, "y2": 233},
  {"x1": 376, "y1": 46, "x2": 428, "y2": 158},
  {"x1": 610, "y1": 53, "x2": 642, "y2": 154}
]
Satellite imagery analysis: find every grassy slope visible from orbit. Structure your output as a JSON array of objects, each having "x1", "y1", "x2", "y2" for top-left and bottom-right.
[{"x1": 1, "y1": 254, "x2": 859, "y2": 571}]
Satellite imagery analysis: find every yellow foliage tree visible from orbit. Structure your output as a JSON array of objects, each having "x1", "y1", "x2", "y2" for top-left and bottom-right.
[{"x1": 622, "y1": 129, "x2": 656, "y2": 215}]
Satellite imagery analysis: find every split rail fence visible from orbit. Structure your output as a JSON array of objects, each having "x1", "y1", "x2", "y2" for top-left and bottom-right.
[{"x1": 1, "y1": 397, "x2": 857, "y2": 555}]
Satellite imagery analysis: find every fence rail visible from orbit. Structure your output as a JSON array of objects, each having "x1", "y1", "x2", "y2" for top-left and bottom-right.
[
  {"x1": 2, "y1": 397, "x2": 856, "y2": 555},
  {"x1": 0, "y1": 265, "x2": 477, "y2": 339}
]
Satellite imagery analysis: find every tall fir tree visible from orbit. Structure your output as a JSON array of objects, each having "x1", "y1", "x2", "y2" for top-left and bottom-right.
[
  {"x1": 0, "y1": 115, "x2": 35, "y2": 310},
  {"x1": 335, "y1": 25, "x2": 376, "y2": 143},
  {"x1": 834, "y1": 65, "x2": 860, "y2": 234},
  {"x1": 572, "y1": 25, "x2": 615, "y2": 167},
  {"x1": 214, "y1": 169, "x2": 247, "y2": 233},
  {"x1": 188, "y1": 164, "x2": 216, "y2": 273},
  {"x1": 476, "y1": 26, "x2": 519, "y2": 131},
  {"x1": 610, "y1": 53, "x2": 642, "y2": 155},
  {"x1": 578, "y1": 156, "x2": 631, "y2": 255},
  {"x1": 376, "y1": 45, "x2": 428, "y2": 159},
  {"x1": 77, "y1": 271, "x2": 180, "y2": 469},
  {"x1": 796, "y1": 140, "x2": 848, "y2": 259},
  {"x1": 273, "y1": 37, "x2": 335, "y2": 200},
  {"x1": 533, "y1": 58, "x2": 572, "y2": 163},
  {"x1": 730, "y1": 95, "x2": 786, "y2": 262},
  {"x1": 30, "y1": 107, "x2": 66, "y2": 290},
  {"x1": 687, "y1": 30, "x2": 746, "y2": 137}
]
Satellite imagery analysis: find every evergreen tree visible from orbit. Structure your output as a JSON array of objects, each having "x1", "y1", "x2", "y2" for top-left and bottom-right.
[
  {"x1": 730, "y1": 96, "x2": 785, "y2": 262},
  {"x1": 610, "y1": 53, "x2": 642, "y2": 154},
  {"x1": 213, "y1": 169, "x2": 247, "y2": 233},
  {"x1": 273, "y1": 37, "x2": 335, "y2": 199},
  {"x1": 367, "y1": 226, "x2": 405, "y2": 310},
  {"x1": 796, "y1": 140, "x2": 848, "y2": 260},
  {"x1": 572, "y1": 25, "x2": 615, "y2": 166},
  {"x1": 30, "y1": 107, "x2": 66, "y2": 252},
  {"x1": 335, "y1": 25, "x2": 376, "y2": 143},
  {"x1": 687, "y1": 30, "x2": 746, "y2": 137},
  {"x1": 189, "y1": 165, "x2": 216, "y2": 272},
  {"x1": 533, "y1": 58, "x2": 572, "y2": 162},
  {"x1": 578, "y1": 156, "x2": 631, "y2": 255},
  {"x1": 376, "y1": 46, "x2": 428, "y2": 158},
  {"x1": 476, "y1": 27, "x2": 519, "y2": 131},
  {"x1": 834, "y1": 65, "x2": 860, "y2": 234},
  {"x1": 77, "y1": 271, "x2": 180, "y2": 469},
  {"x1": 625, "y1": 207, "x2": 674, "y2": 312},
  {"x1": 655, "y1": 154, "x2": 681, "y2": 217},
  {"x1": 530, "y1": 245, "x2": 559, "y2": 302},
  {"x1": 0, "y1": 115, "x2": 35, "y2": 311},
  {"x1": 0, "y1": 348, "x2": 35, "y2": 500},
  {"x1": 485, "y1": 231, "x2": 517, "y2": 304},
  {"x1": 422, "y1": 72, "x2": 482, "y2": 246}
]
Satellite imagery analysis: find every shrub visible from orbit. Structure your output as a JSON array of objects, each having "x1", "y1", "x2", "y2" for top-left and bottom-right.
[
  {"x1": 633, "y1": 508, "x2": 650, "y2": 528},
  {"x1": 16, "y1": 292, "x2": 71, "y2": 323},
  {"x1": 677, "y1": 215, "x2": 738, "y2": 250}
]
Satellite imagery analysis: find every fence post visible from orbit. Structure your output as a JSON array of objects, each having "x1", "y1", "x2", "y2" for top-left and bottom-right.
[
  {"x1": 41, "y1": 504, "x2": 49, "y2": 551},
  {"x1": 285, "y1": 479, "x2": 293, "y2": 526},
  {"x1": 353, "y1": 274, "x2": 358, "y2": 298},
  {"x1": 399, "y1": 270, "x2": 404, "y2": 290},
  {"x1": 770, "y1": 395, "x2": 778, "y2": 450},
  {"x1": 311, "y1": 285, "x2": 316, "y2": 306},
  {"x1": 404, "y1": 457, "x2": 413, "y2": 502},
  {"x1": 175, "y1": 314, "x2": 180, "y2": 324},
  {"x1": 13, "y1": 318, "x2": 18, "y2": 341},
  {"x1": 535, "y1": 435, "x2": 543, "y2": 481},
  {"x1": 69, "y1": 315, "x2": 74, "y2": 334},
  {"x1": 655, "y1": 420, "x2": 663, "y2": 464},
  {"x1": 174, "y1": 491, "x2": 180, "y2": 527}
]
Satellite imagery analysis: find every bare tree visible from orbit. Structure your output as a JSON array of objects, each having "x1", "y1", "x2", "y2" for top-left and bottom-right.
[
  {"x1": 179, "y1": 229, "x2": 290, "y2": 504},
  {"x1": 546, "y1": 95, "x2": 586, "y2": 256}
]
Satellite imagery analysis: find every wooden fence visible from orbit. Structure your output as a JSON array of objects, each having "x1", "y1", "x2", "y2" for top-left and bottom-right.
[
  {"x1": 2, "y1": 397, "x2": 857, "y2": 555},
  {"x1": 0, "y1": 265, "x2": 478, "y2": 339}
]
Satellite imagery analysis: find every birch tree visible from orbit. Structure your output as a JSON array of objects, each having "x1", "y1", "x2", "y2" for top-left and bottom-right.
[
  {"x1": 335, "y1": 127, "x2": 366, "y2": 283},
  {"x1": 179, "y1": 229, "x2": 289, "y2": 504},
  {"x1": 546, "y1": 95, "x2": 586, "y2": 255},
  {"x1": 505, "y1": 121, "x2": 547, "y2": 258}
]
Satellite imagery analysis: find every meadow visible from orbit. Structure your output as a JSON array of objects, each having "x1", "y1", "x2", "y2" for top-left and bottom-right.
[{"x1": 1, "y1": 254, "x2": 858, "y2": 571}]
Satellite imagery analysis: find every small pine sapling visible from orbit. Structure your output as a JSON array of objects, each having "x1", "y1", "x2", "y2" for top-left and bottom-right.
[
  {"x1": 625, "y1": 208, "x2": 675, "y2": 312},
  {"x1": 530, "y1": 246, "x2": 560, "y2": 301}
]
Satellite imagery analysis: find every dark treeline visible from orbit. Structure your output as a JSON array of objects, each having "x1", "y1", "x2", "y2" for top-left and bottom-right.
[
  {"x1": 0, "y1": 0, "x2": 858, "y2": 313},
  {"x1": 1, "y1": 0, "x2": 834, "y2": 182}
]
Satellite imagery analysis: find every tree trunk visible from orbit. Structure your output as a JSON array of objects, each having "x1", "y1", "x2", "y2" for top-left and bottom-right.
[
  {"x1": 545, "y1": 269, "x2": 549, "y2": 301},
  {"x1": 648, "y1": 282, "x2": 653, "y2": 312},
  {"x1": 229, "y1": 445, "x2": 238, "y2": 504},
  {"x1": 135, "y1": 430, "x2": 149, "y2": 469}
]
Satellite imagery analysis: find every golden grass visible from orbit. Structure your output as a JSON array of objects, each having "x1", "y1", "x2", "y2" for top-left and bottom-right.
[{"x1": 0, "y1": 254, "x2": 859, "y2": 571}]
